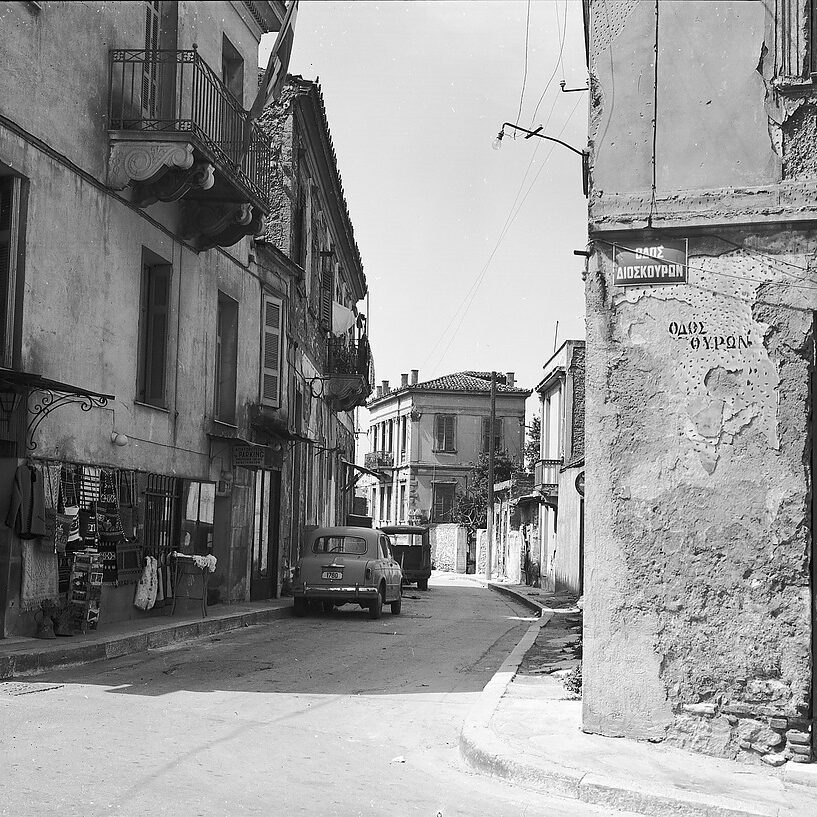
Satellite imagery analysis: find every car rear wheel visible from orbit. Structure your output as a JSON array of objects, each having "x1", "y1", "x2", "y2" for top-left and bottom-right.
[
  {"x1": 368, "y1": 587, "x2": 383, "y2": 619},
  {"x1": 293, "y1": 597, "x2": 308, "y2": 617},
  {"x1": 390, "y1": 595, "x2": 402, "y2": 614},
  {"x1": 418, "y1": 578, "x2": 429, "y2": 591}
]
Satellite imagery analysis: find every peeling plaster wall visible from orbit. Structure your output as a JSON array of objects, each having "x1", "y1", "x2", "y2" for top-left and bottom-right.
[
  {"x1": 583, "y1": 234, "x2": 814, "y2": 758},
  {"x1": 586, "y1": 0, "x2": 816, "y2": 762}
]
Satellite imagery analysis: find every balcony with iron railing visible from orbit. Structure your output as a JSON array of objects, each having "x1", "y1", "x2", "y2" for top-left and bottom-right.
[
  {"x1": 323, "y1": 335, "x2": 374, "y2": 411},
  {"x1": 364, "y1": 451, "x2": 395, "y2": 469},
  {"x1": 534, "y1": 458, "x2": 562, "y2": 496},
  {"x1": 107, "y1": 47, "x2": 273, "y2": 249}
]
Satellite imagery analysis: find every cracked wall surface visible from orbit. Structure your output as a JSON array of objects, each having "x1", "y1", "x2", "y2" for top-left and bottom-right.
[
  {"x1": 586, "y1": 0, "x2": 815, "y2": 763},
  {"x1": 584, "y1": 233, "x2": 814, "y2": 761}
]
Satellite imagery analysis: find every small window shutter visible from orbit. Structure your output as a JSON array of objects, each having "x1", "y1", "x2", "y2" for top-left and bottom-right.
[
  {"x1": 145, "y1": 264, "x2": 170, "y2": 405},
  {"x1": 142, "y1": 1, "x2": 160, "y2": 116},
  {"x1": 0, "y1": 179, "x2": 13, "y2": 364},
  {"x1": 320, "y1": 254, "x2": 334, "y2": 331},
  {"x1": 261, "y1": 293, "x2": 283, "y2": 407},
  {"x1": 435, "y1": 415, "x2": 444, "y2": 450},
  {"x1": 445, "y1": 415, "x2": 455, "y2": 450},
  {"x1": 482, "y1": 418, "x2": 490, "y2": 453}
]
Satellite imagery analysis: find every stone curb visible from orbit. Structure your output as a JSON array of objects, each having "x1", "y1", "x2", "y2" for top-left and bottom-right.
[
  {"x1": 0, "y1": 604, "x2": 292, "y2": 679},
  {"x1": 461, "y1": 586, "x2": 798, "y2": 817},
  {"x1": 487, "y1": 581, "x2": 547, "y2": 616}
]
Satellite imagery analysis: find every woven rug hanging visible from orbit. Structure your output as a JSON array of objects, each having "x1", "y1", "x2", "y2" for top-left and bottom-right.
[{"x1": 97, "y1": 470, "x2": 123, "y2": 584}]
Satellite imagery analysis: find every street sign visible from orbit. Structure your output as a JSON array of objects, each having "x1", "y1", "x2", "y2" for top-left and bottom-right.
[
  {"x1": 613, "y1": 239, "x2": 687, "y2": 286},
  {"x1": 575, "y1": 471, "x2": 585, "y2": 497},
  {"x1": 232, "y1": 444, "x2": 283, "y2": 470}
]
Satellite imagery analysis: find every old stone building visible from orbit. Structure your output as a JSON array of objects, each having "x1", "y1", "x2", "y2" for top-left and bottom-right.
[
  {"x1": 583, "y1": 0, "x2": 814, "y2": 763},
  {"x1": 256, "y1": 76, "x2": 373, "y2": 585},
  {"x1": 365, "y1": 371, "x2": 529, "y2": 527},
  {"x1": 0, "y1": 1, "x2": 372, "y2": 636},
  {"x1": 534, "y1": 340, "x2": 585, "y2": 595}
]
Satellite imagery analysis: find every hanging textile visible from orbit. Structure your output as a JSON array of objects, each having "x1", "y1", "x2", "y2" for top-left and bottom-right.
[
  {"x1": 97, "y1": 469, "x2": 123, "y2": 584},
  {"x1": 6, "y1": 464, "x2": 47, "y2": 539},
  {"x1": 38, "y1": 463, "x2": 62, "y2": 552},
  {"x1": 20, "y1": 540, "x2": 58, "y2": 610}
]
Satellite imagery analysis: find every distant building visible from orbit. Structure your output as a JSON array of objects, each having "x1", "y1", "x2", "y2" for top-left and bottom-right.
[
  {"x1": 534, "y1": 340, "x2": 585, "y2": 595},
  {"x1": 365, "y1": 371, "x2": 530, "y2": 527}
]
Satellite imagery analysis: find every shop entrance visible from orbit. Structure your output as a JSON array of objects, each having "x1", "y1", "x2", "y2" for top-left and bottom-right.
[{"x1": 251, "y1": 469, "x2": 281, "y2": 600}]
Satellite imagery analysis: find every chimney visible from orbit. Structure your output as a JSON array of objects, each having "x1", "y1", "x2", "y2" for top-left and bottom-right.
[
  {"x1": 376, "y1": 385, "x2": 383, "y2": 398},
  {"x1": 506, "y1": 372, "x2": 515, "y2": 388},
  {"x1": 410, "y1": 369, "x2": 419, "y2": 385},
  {"x1": 401, "y1": 373, "x2": 409, "y2": 388},
  {"x1": 381, "y1": 380, "x2": 389, "y2": 394}
]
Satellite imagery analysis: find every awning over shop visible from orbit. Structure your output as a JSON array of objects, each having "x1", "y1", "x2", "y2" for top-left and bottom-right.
[{"x1": 0, "y1": 367, "x2": 114, "y2": 400}]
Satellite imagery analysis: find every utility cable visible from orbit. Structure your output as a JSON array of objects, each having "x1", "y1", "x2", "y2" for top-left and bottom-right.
[
  {"x1": 648, "y1": 0, "x2": 659, "y2": 227},
  {"x1": 514, "y1": 0, "x2": 532, "y2": 127},
  {"x1": 428, "y1": 95, "x2": 585, "y2": 376},
  {"x1": 528, "y1": 0, "x2": 568, "y2": 124}
]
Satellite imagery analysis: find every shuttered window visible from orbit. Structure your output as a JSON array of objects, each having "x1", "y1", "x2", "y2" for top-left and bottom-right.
[
  {"x1": 432, "y1": 483, "x2": 456, "y2": 522},
  {"x1": 0, "y1": 175, "x2": 20, "y2": 368},
  {"x1": 214, "y1": 292, "x2": 238, "y2": 423},
  {"x1": 320, "y1": 252, "x2": 334, "y2": 331},
  {"x1": 481, "y1": 418, "x2": 503, "y2": 453},
  {"x1": 261, "y1": 292, "x2": 283, "y2": 408},
  {"x1": 137, "y1": 256, "x2": 171, "y2": 407},
  {"x1": 142, "y1": 1, "x2": 160, "y2": 117},
  {"x1": 434, "y1": 414, "x2": 456, "y2": 452}
]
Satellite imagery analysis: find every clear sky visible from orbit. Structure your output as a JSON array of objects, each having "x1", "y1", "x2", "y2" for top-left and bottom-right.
[{"x1": 263, "y1": 0, "x2": 588, "y2": 423}]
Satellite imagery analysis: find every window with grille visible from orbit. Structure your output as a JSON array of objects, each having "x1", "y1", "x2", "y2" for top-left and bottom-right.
[
  {"x1": 260, "y1": 292, "x2": 283, "y2": 407},
  {"x1": 434, "y1": 414, "x2": 456, "y2": 452},
  {"x1": 481, "y1": 417, "x2": 503, "y2": 453},
  {"x1": 137, "y1": 251, "x2": 171, "y2": 407}
]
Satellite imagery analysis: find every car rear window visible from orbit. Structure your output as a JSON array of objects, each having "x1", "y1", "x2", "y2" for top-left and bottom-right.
[
  {"x1": 312, "y1": 536, "x2": 368, "y2": 555},
  {"x1": 392, "y1": 533, "x2": 423, "y2": 548}
]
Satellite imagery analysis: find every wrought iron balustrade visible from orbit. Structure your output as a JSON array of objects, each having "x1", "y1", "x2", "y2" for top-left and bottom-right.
[
  {"x1": 108, "y1": 48, "x2": 273, "y2": 209},
  {"x1": 364, "y1": 451, "x2": 394, "y2": 469},
  {"x1": 328, "y1": 336, "x2": 374, "y2": 382},
  {"x1": 535, "y1": 458, "x2": 562, "y2": 490}
]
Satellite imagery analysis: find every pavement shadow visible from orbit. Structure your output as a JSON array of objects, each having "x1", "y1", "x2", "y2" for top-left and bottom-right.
[{"x1": 5, "y1": 582, "x2": 532, "y2": 698}]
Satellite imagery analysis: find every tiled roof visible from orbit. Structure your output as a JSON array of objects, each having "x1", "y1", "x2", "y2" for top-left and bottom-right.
[{"x1": 411, "y1": 372, "x2": 529, "y2": 394}]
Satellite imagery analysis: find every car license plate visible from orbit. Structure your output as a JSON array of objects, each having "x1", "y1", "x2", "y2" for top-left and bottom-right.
[{"x1": 322, "y1": 570, "x2": 342, "y2": 580}]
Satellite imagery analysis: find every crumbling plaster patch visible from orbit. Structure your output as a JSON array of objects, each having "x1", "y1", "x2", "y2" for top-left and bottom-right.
[{"x1": 596, "y1": 241, "x2": 814, "y2": 757}]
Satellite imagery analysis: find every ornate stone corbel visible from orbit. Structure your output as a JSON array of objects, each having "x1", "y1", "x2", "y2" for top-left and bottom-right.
[
  {"x1": 131, "y1": 161, "x2": 215, "y2": 206},
  {"x1": 108, "y1": 141, "x2": 195, "y2": 190},
  {"x1": 182, "y1": 201, "x2": 265, "y2": 250}
]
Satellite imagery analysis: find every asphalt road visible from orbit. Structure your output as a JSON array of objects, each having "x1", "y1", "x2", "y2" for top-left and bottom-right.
[{"x1": 0, "y1": 574, "x2": 617, "y2": 817}]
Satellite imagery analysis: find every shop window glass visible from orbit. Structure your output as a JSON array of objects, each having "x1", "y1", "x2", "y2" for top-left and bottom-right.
[{"x1": 181, "y1": 480, "x2": 215, "y2": 555}]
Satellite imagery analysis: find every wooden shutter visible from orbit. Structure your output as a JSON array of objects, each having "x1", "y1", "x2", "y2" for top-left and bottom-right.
[
  {"x1": 261, "y1": 293, "x2": 283, "y2": 407},
  {"x1": 320, "y1": 254, "x2": 334, "y2": 331},
  {"x1": 142, "y1": 1, "x2": 161, "y2": 117},
  {"x1": 143, "y1": 264, "x2": 169, "y2": 406},
  {"x1": 0, "y1": 178, "x2": 13, "y2": 366},
  {"x1": 435, "y1": 415, "x2": 445, "y2": 450}
]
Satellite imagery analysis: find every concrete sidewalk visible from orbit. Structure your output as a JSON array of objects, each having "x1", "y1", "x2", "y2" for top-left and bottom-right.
[
  {"x1": 461, "y1": 582, "x2": 817, "y2": 817},
  {"x1": 0, "y1": 597, "x2": 293, "y2": 679}
]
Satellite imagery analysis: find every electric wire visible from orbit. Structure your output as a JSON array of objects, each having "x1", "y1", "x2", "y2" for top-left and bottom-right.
[
  {"x1": 514, "y1": 0, "x2": 532, "y2": 127},
  {"x1": 428, "y1": 94, "x2": 585, "y2": 376},
  {"x1": 528, "y1": 0, "x2": 568, "y2": 125}
]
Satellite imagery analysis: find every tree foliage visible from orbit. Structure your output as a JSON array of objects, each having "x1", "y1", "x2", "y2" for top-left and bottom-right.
[
  {"x1": 524, "y1": 415, "x2": 541, "y2": 473},
  {"x1": 452, "y1": 451, "x2": 517, "y2": 530}
]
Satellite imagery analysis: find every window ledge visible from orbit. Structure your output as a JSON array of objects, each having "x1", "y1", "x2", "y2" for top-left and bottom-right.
[
  {"x1": 134, "y1": 400, "x2": 170, "y2": 414},
  {"x1": 432, "y1": 449, "x2": 458, "y2": 454},
  {"x1": 773, "y1": 76, "x2": 817, "y2": 97}
]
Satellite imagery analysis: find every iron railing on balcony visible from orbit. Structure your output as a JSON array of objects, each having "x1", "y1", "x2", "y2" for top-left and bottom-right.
[
  {"x1": 535, "y1": 458, "x2": 562, "y2": 489},
  {"x1": 108, "y1": 48, "x2": 273, "y2": 209},
  {"x1": 365, "y1": 451, "x2": 395, "y2": 469},
  {"x1": 328, "y1": 335, "x2": 375, "y2": 392}
]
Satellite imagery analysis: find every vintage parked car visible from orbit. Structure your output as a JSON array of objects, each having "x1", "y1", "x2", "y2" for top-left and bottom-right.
[
  {"x1": 291, "y1": 526, "x2": 403, "y2": 619},
  {"x1": 379, "y1": 525, "x2": 432, "y2": 590}
]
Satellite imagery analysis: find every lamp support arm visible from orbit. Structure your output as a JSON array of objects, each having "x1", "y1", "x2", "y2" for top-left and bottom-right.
[{"x1": 500, "y1": 122, "x2": 587, "y2": 158}]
